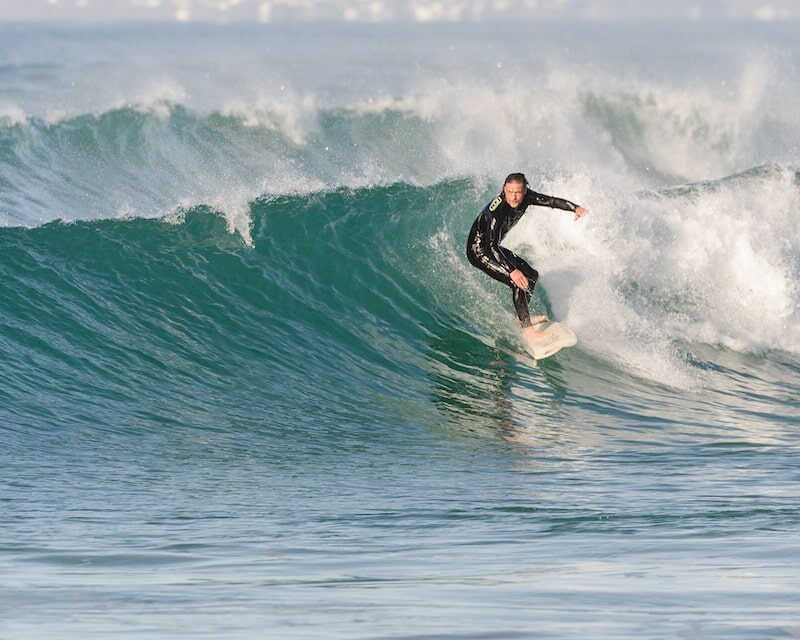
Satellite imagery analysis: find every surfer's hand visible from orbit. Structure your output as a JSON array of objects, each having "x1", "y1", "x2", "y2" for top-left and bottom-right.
[
  {"x1": 574, "y1": 206, "x2": 589, "y2": 220},
  {"x1": 510, "y1": 269, "x2": 529, "y2": 290}
]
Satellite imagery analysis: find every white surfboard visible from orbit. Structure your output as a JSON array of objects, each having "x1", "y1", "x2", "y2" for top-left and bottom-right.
[{"x1": 521, "y1": 320, "x2": 577, "y2": 360}]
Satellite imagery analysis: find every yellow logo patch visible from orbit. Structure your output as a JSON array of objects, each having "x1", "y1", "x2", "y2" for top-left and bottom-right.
[{"x1": 488, "y1": 196, "x2": 502, "y2": 212}]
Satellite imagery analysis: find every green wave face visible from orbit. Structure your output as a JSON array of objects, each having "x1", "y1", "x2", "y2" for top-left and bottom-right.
[{"x1": 0, "y1": 183, "x2": 510, "y2": 446}]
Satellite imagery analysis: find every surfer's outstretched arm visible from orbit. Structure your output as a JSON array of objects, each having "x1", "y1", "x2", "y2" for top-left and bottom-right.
[{"x1": 526, "y1": 191, "x2": 589, "y2": 220}]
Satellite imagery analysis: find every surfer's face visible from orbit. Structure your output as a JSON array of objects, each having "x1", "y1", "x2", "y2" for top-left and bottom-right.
[{"x1": 503, "y1": 181, "x2": 526, "y2": 208}]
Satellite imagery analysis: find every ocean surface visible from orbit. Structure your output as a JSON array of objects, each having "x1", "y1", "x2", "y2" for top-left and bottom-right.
[{"x1": 1, "y1": 20, "x2": 799, "y2": 639}]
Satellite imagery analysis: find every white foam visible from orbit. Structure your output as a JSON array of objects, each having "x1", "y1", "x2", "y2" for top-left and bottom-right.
[
  {"x1": 0, "y1": 103, "x2": 26, "y2": 127},
  {"x1": 504, "y1": 166, "x2": 799, "y2": 380},
  {"x1": 579, "y1": 55, "x2": 794, "y2": 184},
  {"x1": 332, "y1": 51, "x2": 797, "y2": 192},
  {"x1": 207, "y1": 188, "x2": 255, "y2": 247},
  {"x1": 127, "y1": 81, "x2": 189, "y2": 119},
  {"x1": 340, "y1": 71, "x2": 629, "y2": 189},
  {"x1": 221, "y1": 88, "x2": 319, "y2": 145}
]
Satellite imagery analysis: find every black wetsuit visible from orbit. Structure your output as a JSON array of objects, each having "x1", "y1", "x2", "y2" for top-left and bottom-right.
[{"x1": 466, "y1": 189, "x2": 578, "y2": 327}]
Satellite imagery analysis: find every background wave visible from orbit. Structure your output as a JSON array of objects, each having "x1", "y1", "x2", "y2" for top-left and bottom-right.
[{"x1": 3, "y1": 21, "x2": 800, "y2": 231}]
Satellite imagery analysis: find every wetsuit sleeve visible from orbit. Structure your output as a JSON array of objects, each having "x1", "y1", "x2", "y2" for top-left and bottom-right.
[{"x1": 526, "y1": 190, "x2": 579, "y2": 212}]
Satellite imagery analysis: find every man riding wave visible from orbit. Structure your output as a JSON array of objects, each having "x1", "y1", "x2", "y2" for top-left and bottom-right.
[{"x1": 466, "y1": 173, "x2": 589, "y2": 340}]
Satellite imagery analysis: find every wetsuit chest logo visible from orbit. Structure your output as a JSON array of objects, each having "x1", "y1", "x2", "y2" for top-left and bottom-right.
[{"x1": 488, "y1": 196, "x2": 502, "y2": 212}]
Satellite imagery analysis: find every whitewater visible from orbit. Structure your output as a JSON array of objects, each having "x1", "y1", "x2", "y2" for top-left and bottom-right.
[{"x1": 1, "y1": 20, "x2": 799, "y2": 639}]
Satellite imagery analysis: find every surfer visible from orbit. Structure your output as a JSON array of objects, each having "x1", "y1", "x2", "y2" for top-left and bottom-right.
[{"x1": 466, "y1": 173, "x2": 588, "y2": 340}]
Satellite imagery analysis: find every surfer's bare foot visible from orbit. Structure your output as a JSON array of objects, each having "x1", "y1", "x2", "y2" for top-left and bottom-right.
[
  {"x1": 530, "y1": 315, "x2": 547, "y2": 324},
  {"x1": 522, "y1": 325, "x2": 547, "y2": 341}
]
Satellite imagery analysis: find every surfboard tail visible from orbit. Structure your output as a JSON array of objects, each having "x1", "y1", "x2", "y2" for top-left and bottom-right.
[{"x1": 522, "y1": 321, "x2": 577, "y2": 360}]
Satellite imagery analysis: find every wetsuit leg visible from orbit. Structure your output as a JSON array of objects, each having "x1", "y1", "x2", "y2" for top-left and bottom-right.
[
  {"x1": 502, "y1": 249, "x2": 539, "y2": 327},
  {"x1": 467, "y1": 245, "x2": 539, "y2": 327}
]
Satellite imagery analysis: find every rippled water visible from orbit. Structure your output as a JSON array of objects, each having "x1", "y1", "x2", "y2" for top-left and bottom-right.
[{"x1": 1, "y1": 20, "x2": 799, "y2": 639}]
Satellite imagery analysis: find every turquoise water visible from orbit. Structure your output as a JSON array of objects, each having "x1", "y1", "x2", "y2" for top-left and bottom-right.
[{"x1": 1, "y1": 21, "x2": 799, "y2": 639}]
